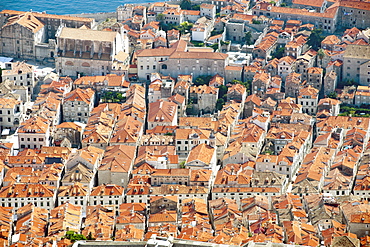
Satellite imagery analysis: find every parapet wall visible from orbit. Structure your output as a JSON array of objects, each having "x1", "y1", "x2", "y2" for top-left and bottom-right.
[{"x1": 68, "y1": 12, "x2": 116, "y2": 21}]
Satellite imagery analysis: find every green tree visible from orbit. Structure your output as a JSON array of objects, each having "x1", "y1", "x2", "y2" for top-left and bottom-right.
[
  {"x1": 190, "y1": 41, "x2": 204, "y2": 47},
  {"x1": 216, "y1": 98, "x2": 225, "y2": 111},
  {"x1": 307, "y1": 28, "x2": 325, "y2": 50},
  {"x1": 186, "y1": 98, "x2": 195, "y2": 115},
  {"x1": 180, "y1": 0, "x2": 192, "y2": 10},
  {"x1": 178, "y1": 21, "x2": 193, "y2": 34},
  {"x1": 179, "y1": 161, "x2": 186, "y2": 168},
  {"x1": 116, "y1": 92, "x2": 124, "y2": 101},
  {"x1": 194, "y1": 75, "x2": 212, "y2": 86},
  {"x1": 211, "y1": 29, "x2": 223, "y2": 36},
  {"x1": 156, "y1": 13, "x2": 165, "y2": 22},
  {"x1": 210, "y1": 43, "x2": 219, "y2": 51},
  {"x1": 191, "y1": 4, "x2": 200, "y2": 10},
  {"x1": 218, "y1": 85, "x2": 228, "y2": 99},
  {"x1": 63, "y1": 231, "x2": 87, "y2": 243},
  {"x1": 327, "y1": 91, "x2": 337, "y2": 99},
  {"x1": 317, "y1": 48, "x2": 325, "y2": 67},
  {"x1": 245, "y1": 31, "x2": 253, "y2": 45},
  {"x1": 220, "y1": 40, "x2": 230, "y2": 46},
  {"x1": 272, "y1": 46, "x2": 285, "y2": 59},
  {"x1": 280, "y1": 2, "x2": 287, "y2": 6},
  {"x1": 231, "y1": 79, "x2": 242, "y2": 84}
]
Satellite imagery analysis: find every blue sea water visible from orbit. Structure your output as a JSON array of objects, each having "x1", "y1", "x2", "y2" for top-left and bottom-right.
[{"x1": 0, "y1": 0, "x2": 158, "y2": 15}]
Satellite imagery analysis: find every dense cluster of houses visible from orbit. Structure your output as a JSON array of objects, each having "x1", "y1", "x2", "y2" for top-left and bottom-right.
[
  {"x1": 0, "y1": 0, "x2": 370, "y2": 246},
  {"x1": 0, "y1": 66, "x2": 368, "y2": 246}
]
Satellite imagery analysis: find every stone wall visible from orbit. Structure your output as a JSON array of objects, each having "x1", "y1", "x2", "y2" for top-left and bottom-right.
[{"x1": 68, "y1": 12, "x2": 116, "y2": 22}]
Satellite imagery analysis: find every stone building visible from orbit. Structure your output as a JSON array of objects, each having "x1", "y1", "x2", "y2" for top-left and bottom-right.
[
  {"x1": 243, "y1": 94, "x2": 262, "y2": 118},
  {"x1": 63, "y1": 88, "x2": 95, "y2": 123},
  {"x1": 175, "y1": 129, "x2": 213, "y2": 158},
  {"x1": 306, "y1": 67, "x2": 324, "y2": 91},
  {"x1": 117, "y1": 4, "x2": 134, "y2": 22},
  {"x1": 291, "y1": 0, "x2": 328, "y2": 13},
  {"x1": 355, "y1": 86, "x2": 370, "y2": 106},
  {"x1": 189, "y1": 85, "x2": 219, "y2": 115},
  {"x1": 185, "y1": 143, "x2": 217, "y2": 173},
  {"x1": 285, "y1": 72, "x2": 302, "y2": 98},
  {"x1": 135, "y1": 40, "x2": 186, "y2": 81},
  {"x1": 226, "y1": 21, "x2": 245, "y2": 43},
  {"x1": 150, "y1": 196, "x2": 179, "y2": 214},
  {"x1": 295, "y1": 50, "x2": 317, "y2": 76},
  {"x1": 227, "y1": 84, "x2": 246, "y2": 103},
  {"x1": 0, "y1": 10, "x2": 94, "y2": 61},
  {"x1": 0, "y1": 184, "x2": 56, "y2": 210},
  {"x1": 18, "y1": 116, "x2": 50, "y2": 150},
  {"x1": 163, "y1": 8, "x2": 184, "y2": 26},
  {"x1": 2, "y1": 61, "x2": 36, "y2": 97},
  {"x1": 57, "y1": 183, "x2": 88, "y2": 214},
  {"x1": 252, "y1": 71, "x2": 271, "y2": 96},
  {"x1": 277, "y1": 56, "x2": 296, "y2": 80},
  {"x1": 0, "y1": 97, "x2": 23, "y2": 131},
  {"x1": 317, "y1": 98, "x2": 341, "y2": 116},
  {"x1": 56, "y1": 27, "x2": 126, "y2": 77},
  {"x1": 298, "y1": 85, "x2": 319, "y2": 115},
  {"x1": 151, "y1": 169, "x2": 191, "y2": 186},
  {"x1": 173, "y1": 75, "x2": 192, "y2": 103},
  {"x1": 54, "y1": 122, "x2": 84, "y2": 148},
  {"x1": 252, "y1": 3, "x2": 338, "y2": 33},
  {"x1": 338, "y1": 85, "x2": 356, "y2": 105},
  {"x1": 89, "y1": 184, "x2": 125, "y2": 213},
  {"x1": 323, "y1": 70, "x2": 338, "y2": 96},
  {"x1": 191, "y1": 17, "x2": 214, "y2": 42},
  {"x1": 200, "y1": 4, "x2": 216, "y2": 19},
  {"x1": 98, "y1": 145, "x2": 136, "y2": 188},
  {"x1": 147, "y1": 100, "x2": 178, "y2": 130},
  {"x1": 343, "y1": 44, "x2": 370, "y2": 86},
  {"x1": 0, "y1": 10, "x2": 94, "y2": 41},
  {"x1": 0, "y1": 13, "x2": 45, "y2": 60},
  {"x1": 225, "y1": 66, "x2": 243, "y2": 83},
  {"x1": 160, "y1": 52, "x2": 228, "y2": 80},
  {"x1": 336, "y1": 0, "x2": 370, "y2": 30}
]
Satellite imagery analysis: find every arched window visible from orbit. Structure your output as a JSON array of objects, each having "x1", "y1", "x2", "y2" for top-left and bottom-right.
[
  {"x1": 82, "y1": 62, "x2": 90, "y2": 67},
  {"x1": 161, "y1": 64, "x2": 167, "y2": 69},
  {"x1": 65, "y1": 61, "x2": 74, "y2": 66}
]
